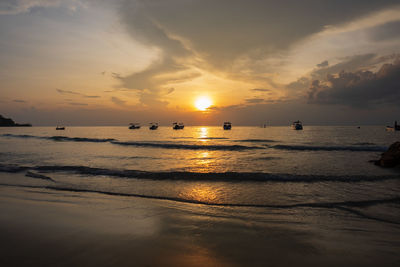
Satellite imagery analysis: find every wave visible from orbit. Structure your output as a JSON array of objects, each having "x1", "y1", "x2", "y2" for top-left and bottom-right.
[
  {"x1": 1, "y1": 134, "x2": 260, "y2": 151},
  {"x1": 198, "y1": 137, "x2": 229, "y2": 140},
  {"x1": 2, "y1": 134, "x2": 115, "y2": 143},
  {"x1": 0, "y1": 163, "x2": 398, "y2": 183},
  {"x1": 110, "y1": 141, "x2": 260, "y2": 150},
  {"x1": 235, "y1": 139, "x2": 278, "y2": 143},
  {"x1": 352, "y1": 142, "x2": 377, "y2": 146},
  {"x1": 256, "y1": 156, "x2": 281, "y2": 161},
  {"x1": 0, "y1": 182, "x2": 399, "y2": 224},
  {"x1": 271, "y1": 144, "x2": 387, "y2": 152}
]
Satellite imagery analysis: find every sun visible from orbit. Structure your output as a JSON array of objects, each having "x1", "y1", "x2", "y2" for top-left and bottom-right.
[{"x1": 195, "y1": 96, "x2": 212, "y2": 111}]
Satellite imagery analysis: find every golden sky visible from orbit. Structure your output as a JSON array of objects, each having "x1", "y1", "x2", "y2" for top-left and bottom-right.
[{"x1": 1, "y1": 0, "x2": 400, "y2": 125}]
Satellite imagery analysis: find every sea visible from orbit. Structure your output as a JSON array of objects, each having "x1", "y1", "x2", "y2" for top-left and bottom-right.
[{"x1": 0, "y1": 125, "x2": 399, "y2": 209}]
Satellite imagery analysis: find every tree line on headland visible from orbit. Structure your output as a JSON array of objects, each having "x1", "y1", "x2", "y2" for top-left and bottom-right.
[{"x1": 0, "y1": 115, "x2": 31, "y2": 127}]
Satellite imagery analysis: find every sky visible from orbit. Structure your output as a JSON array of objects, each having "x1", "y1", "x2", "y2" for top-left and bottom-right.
[{"x1": 0, "y1": 0, "x2": 399, "y2": 126}]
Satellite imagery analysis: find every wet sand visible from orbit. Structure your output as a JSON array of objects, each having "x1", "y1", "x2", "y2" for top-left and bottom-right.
[{"x1": 0, "y1": 183, "x2": 399, "y2": 267}]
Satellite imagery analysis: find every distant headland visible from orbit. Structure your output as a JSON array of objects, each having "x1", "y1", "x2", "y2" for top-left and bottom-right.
[{"x1": 0, "y1": 115, "x2": 32, "y2": 127}]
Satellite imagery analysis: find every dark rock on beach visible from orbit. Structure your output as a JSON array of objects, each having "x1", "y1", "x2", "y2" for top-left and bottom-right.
[
  {"x1": 374, "y1": 142, "x2": 400, "y2": 168},
  {"x1": 0, "y1": 115, "x2": 31, "y2": 127}
]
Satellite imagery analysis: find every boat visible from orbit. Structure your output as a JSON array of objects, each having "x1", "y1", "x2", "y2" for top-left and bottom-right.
[
  {"x1": 223, "y1": 122, "x2": 232, "y2": 130},
  {"x1": 172, "y1": 122, "x2": 184, "y2": 130},
  {"x1": 386, "y1": 121, "x2": 400, "y2": 131},
  {"x1": 129, "y1": 123, "x2": 141, "y2": 129},
  {"x1": 56, "y1": 126, "x2": 65, "y2": 130},
  {"x1": 291, "y1": 120, "x2": 303, "y2": 130},
  {"x1": 149, "y1": 123, "x2": 158, "y2": 130}
]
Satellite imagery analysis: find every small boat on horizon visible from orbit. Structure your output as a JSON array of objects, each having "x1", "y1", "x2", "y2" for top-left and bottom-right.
[
  {"x1": 386, "y1": 121, "x2": 400, "y2": 131},
  {"x1": 129, "y1": 123, "x2": 141, "y2": 129},
  {"x1": 223, "y1": 122, "x2": 232, "y2": 130},
  {"x1": 149, "y1": 122, "x2": 158, "y2": 130},
  {"x1": 173, "y1": 122, "x2": 184, "y2": 130},
  {"x1": 291, "y1": 120, "x2": 303, "y2": 130},
  {"x1": 56, "y1": 126, "x2": 65, "y2": 130}
]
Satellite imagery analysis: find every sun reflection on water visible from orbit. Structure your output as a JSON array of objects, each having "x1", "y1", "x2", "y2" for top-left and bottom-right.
[
  {"x1": 181, "y1": 184, "x2": 220, "y2": 204},
  {"x1": 198, "y1": 127, "x2": 208, "y2": 141}
]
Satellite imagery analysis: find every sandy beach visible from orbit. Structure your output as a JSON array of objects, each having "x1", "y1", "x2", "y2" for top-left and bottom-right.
[{"x1": 1, "y1": 172, "x2": 399, "y2": 267}]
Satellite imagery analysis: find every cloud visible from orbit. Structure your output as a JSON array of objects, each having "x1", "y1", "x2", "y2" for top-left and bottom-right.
[
  {"x1": 368, "y1": 20, "x2": 400, "y2": 41},
  {"x1": 316, "y1": 60, "x2": 329, "y2": 68},
  {"x1": 111, "y1": 96, "x2": 126, "y2": 106},
  {"x1": 165, "y1": 87, "x2": 175, "y2": 95},
  {"x1": 245, "y1": 98, "x2": 265, "y2": 104},
  {"x1": 285, "y1": 53, "x2": 397, "y2": 94},
  {"x1": 116, "y1": 0, "x2": 400, "y2": 107},
  {"x1": 68, "y1": 102, "x2": 88, "y2": 106},
  {"x1": 13, "y1": 99, "x2": 26, "y2": 103},
  {"x1": 308, "y1": 58, "x2": 400, "y2": 107},
  {"x1": 251, "y1": 88, "x2": 271, "y2": 92},
  {"x1": 56, "y1": 89, "x2": 100, "y2": 98},
  {"x1": 0, "y1": 0, "x2": 82, "y2": 15}
]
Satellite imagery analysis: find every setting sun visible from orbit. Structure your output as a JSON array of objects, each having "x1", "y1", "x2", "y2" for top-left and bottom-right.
[{"x1": 194, "y1": 96, "x2": 212, "y2": 111}]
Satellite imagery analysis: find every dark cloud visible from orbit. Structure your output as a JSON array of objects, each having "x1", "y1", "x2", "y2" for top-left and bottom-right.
[
  {"x1": 316, "y1": 60, "x2": 329, "y2": 68},
  {"x1": 119, "y1": 0, "x2": 399, "y2": 69},
  {"x1": 308, "y1": 59, "x2": 400, "y2": 107},
  {"x1": 166, "y1": 88, "x2": 175, "y2": 95},
  {"x1": 251, "y1": 88, "x2": 271, "y2": 92},
  {"x1": 287, "y1": 77, "x2": 311, "y2": 91},
  {"x1": 245, "y1": 98, "x2": 265, "y2": 104},
  {"x1": 111, "y1": 96, "x2": 126, "y2": 106},
  {"x1": 68, "y1": 102, "x2": 88, "y2": 106},
  {"x1": 311, "y1": 54, "x2": 379, "y2": 81},
  {"x1": 56, "y1": 89, "x2": 100, "y2": 98},
  {"x1": 111, "y1": 72, "x2": 122, "y2": 79},
  {"x1": 13, "y1": 99, "x2": 26, "y2": 103},
  {"x1": 369, "y1": 20, "x2": 400, "y2": 41}
]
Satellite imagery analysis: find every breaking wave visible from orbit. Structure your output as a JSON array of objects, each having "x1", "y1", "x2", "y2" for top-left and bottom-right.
[
  {"x1": 235, "y1": 139, "x2": 278, "y2": 143},
  {"x1": 271, "y1": 144, "x2": 387, "y2": 152},
  {"x1": 1, "y1": 134, "x2": 261, "y2": 151},
  {"x1": 2, "y1": 134, "x2": 115, "y2": 143},
  {"x1": 0, "y1": 163, "x2": 398, "y2": 183},
  {"x1": 111, "y1": 141, "x2": 260, "y2": 150}
]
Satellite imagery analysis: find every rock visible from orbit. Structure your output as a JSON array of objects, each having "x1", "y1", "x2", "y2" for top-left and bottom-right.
[{"x1": 374, "y1": 142, "x2": 400, "y2": 168}]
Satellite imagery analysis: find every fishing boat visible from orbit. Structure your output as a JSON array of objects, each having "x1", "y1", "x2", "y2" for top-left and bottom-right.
[
  {"x1": 291, "y1": 120, "x2": 303, "y2": 130},
  {"x1": 56, "y1": 126, "x2": 65, "y2": 130},
  {"x1": 129, "y1": 123, "x2": 141, "y2": 129},
  {"x1": 149, "y1": 123, "x2": 158, "y2": 130},
  {"x1": 386, "y1": 121, "x2": 400, "y2": 131},
  {"x1": 223, "y1": 122, "x2": 232, "y2": 130},
  {"x1": 172, "y1": 122, "x2": 184, "y2": 130}
]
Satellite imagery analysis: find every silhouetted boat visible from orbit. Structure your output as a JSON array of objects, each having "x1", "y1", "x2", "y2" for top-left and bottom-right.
[
  {"x1": 149, "y1": 123, "x2": 158, "y2": 130},
  {"x1": 173, "y1": 122, "x2": 184, "y2": 130},
  {"x1": 291, "y1": 120, "x2": 303, "y2": 130},
  {"x1": 223, "y1": 122, "x2": 232, "y2": 130},
  {"x1": 56, "y1": 126, "x2": 65, "y2": 130},
  {"x1": 129, "y1": 123, "x2": 141, "y2": 129},
  {"x1": 386, "y1": 121, "x2": 400, "y2": 131}
]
